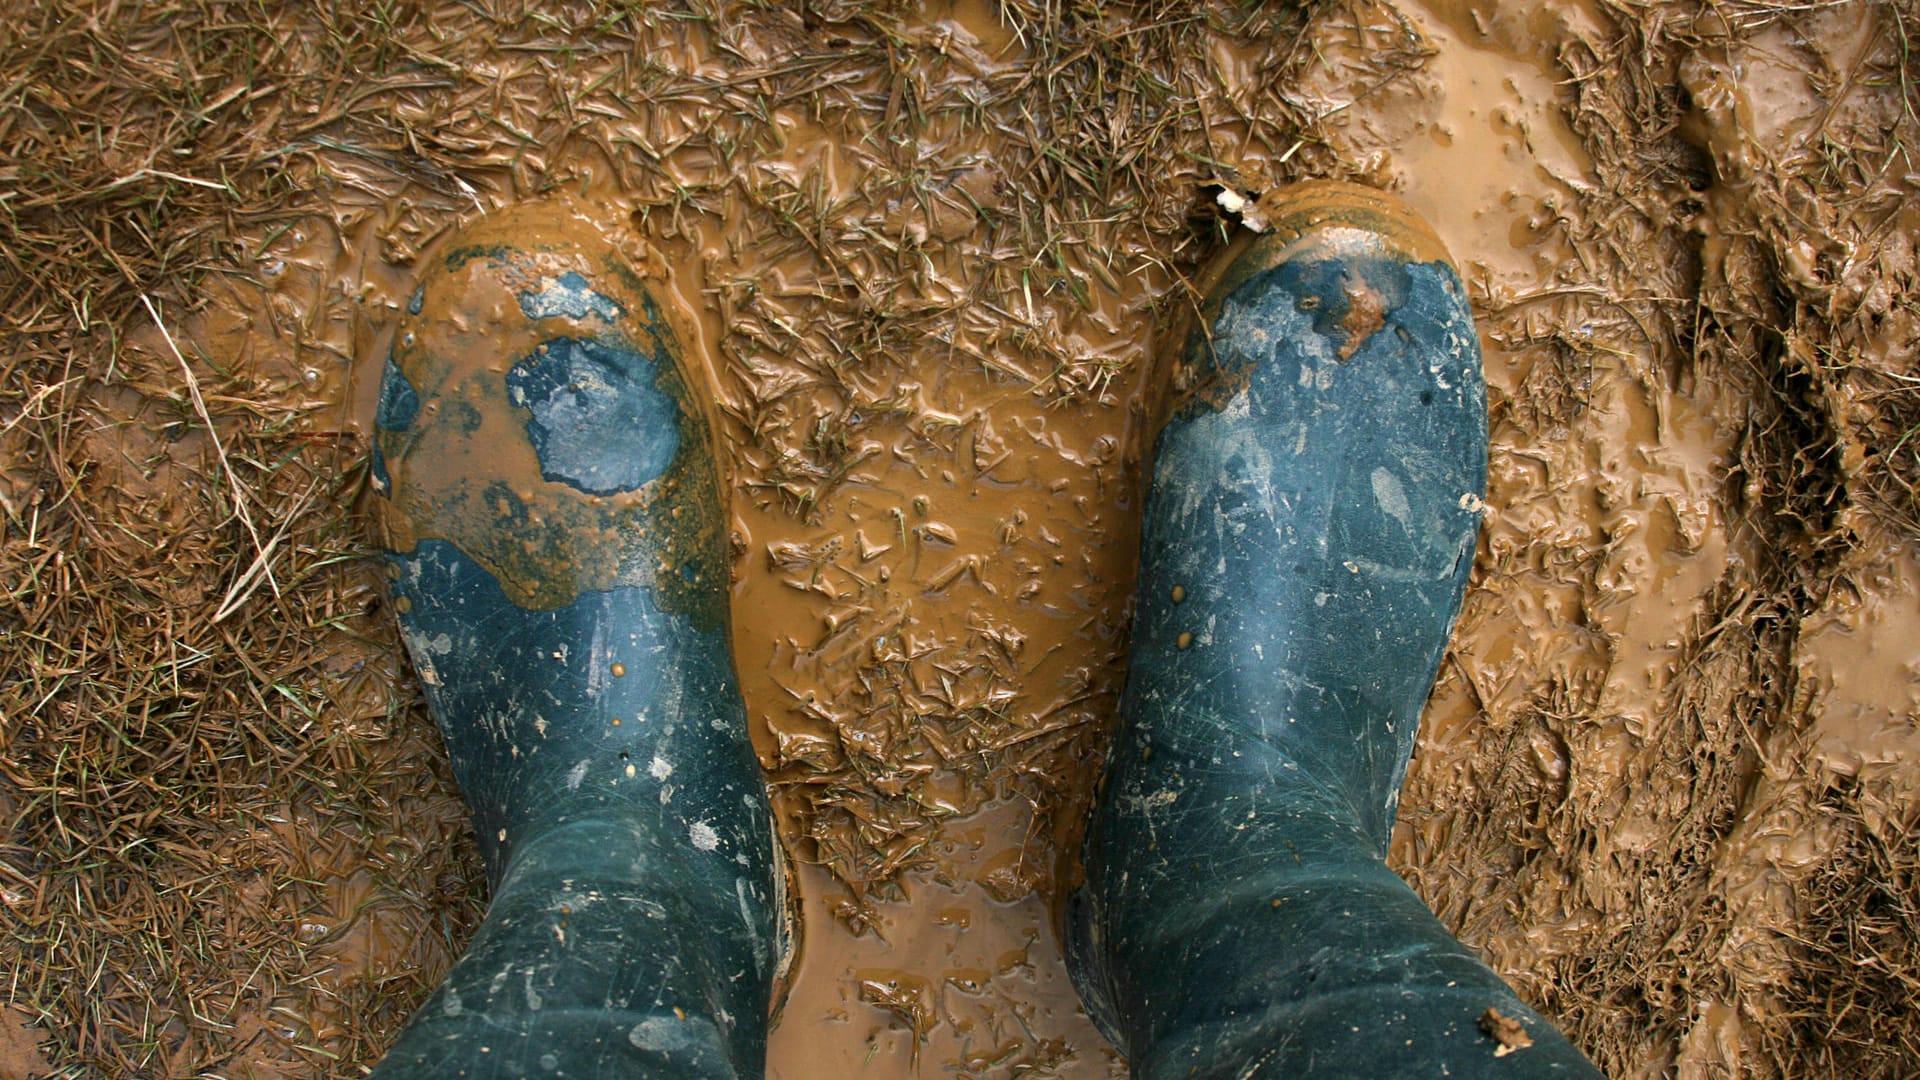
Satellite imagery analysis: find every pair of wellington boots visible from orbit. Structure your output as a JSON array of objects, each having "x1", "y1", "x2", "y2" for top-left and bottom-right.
[{"x1": 365, "y1": 182, "x2": 1603, "y2": 1078}]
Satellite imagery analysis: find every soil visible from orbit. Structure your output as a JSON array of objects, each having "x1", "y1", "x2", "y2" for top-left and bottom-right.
[
  {"x1": 0, "y1": 1008, "x2": 53, "y2": 1080},
  {"x1": 3, "y1": 0, "x2": 1917, "y2": 1078}
]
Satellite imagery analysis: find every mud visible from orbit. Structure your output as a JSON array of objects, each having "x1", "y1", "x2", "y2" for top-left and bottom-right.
[
  {"x1": 7, "y1": 0, "x2": 1919, "y2": 1076},
  {"x1": 660, "y1": 5, "x2": 1167, "y2": 1057},
  {"x1": 0, "y1": 1007, "x2": 52, "y2": 1080},
  {"x1": 767, "y1": 825, "x2": 1121, "y2": 1078},
  {"x1": 374, "y1": 197, "x2": 729, "y2": 623}
]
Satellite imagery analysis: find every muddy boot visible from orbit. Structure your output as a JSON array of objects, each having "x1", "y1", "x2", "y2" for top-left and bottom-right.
[
  {"x1": 366, "y1": 200, "x2": 786, "y2": 1078},
  {"x1": 1065, "y1": 182, "x2": 1602, "y2": 1078}
]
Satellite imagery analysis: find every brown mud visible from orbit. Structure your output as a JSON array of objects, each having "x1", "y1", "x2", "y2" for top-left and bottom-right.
[
  {"x1": 375, "y1": 197, "x2": 730, "y2": 624},
  {"x1": 3, "y1": 0, "x2": 1918, "y2": 1077}
]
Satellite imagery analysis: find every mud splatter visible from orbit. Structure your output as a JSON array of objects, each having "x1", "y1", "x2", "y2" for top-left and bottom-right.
[{"x1": 377, "y1": 198, "x2": 729, "y2": 625}]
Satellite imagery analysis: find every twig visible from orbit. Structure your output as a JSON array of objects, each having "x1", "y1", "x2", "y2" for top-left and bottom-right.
[{"x1": 140, "y1": 293, "x2": 281, "y2": 619}]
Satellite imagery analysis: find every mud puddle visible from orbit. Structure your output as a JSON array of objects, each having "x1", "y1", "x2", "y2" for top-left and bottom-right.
[{"x1": 767, "y1": 807, "x2": 1123, "y2": 1079}]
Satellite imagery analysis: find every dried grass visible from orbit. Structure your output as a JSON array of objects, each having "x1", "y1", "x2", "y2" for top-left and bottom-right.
[
  {"x1": 0, "y1": 3, "x2": 487, "y2": 1073},
  {"x1": 1760, "y1": 777, "x2": 1920, "y2": 1077}
]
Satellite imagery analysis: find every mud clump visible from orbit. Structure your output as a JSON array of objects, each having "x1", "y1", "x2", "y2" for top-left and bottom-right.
[{"x1": 1480, "y1": 1006, "x2": 1535, "y2": 1058}]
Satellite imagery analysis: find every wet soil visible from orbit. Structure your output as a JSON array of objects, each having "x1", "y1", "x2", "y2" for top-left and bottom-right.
[
  {"x1": 0, "y1": 1008, "x2": 53, "y2": 1080},
  {"x1": 3, "y1": 0, "x2": 1918, "y2": 1077}
]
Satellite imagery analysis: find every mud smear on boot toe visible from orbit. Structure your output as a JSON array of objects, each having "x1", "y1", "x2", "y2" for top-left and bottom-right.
[{"x1": 378, "y1": 204, "x2": 728, "y2": 625}]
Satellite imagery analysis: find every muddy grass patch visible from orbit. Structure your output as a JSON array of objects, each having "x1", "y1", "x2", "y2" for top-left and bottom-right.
[
  {"x1": 4, "y1": 0, "x2": 1919, "y2": 1075},
  {"x1": 1763, "y1": 776, "x2": 1919, "y2": 1076}
]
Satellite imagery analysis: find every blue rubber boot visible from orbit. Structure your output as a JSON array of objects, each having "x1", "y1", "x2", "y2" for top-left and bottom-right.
[
  {"x1": 367, "y1": 200, "x2": 785, "y2": 1078},
  {"x1": 1066, "y1": 182, "x2": 1603, "y2": 1078}
]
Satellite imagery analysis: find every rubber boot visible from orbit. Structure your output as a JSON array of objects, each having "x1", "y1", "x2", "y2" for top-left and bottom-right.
[
  {"x1": 1065, "y1": 182, "x2": 1603, "y2": 1078},
  {"x1": 366, "y1": 200, "x2": 785, "y2": 1078}
]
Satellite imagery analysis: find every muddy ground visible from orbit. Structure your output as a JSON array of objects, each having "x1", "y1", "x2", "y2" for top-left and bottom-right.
[{"x1": 3, "y1": 0, "x2": 1918, "y2": 1076}]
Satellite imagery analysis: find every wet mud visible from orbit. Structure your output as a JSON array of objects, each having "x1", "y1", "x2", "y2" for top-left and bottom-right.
[{"x1": 5, "y1": 0, "x2": 1918, "y2": 1076}]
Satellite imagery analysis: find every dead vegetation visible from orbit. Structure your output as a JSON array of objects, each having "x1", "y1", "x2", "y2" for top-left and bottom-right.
[
  {"x1": 1760, "y1": 776, "x2": 1920, "y2": 1074},
  {"x1": 2, "y1": 0, "x2": 1917, "y2": 1075}
]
